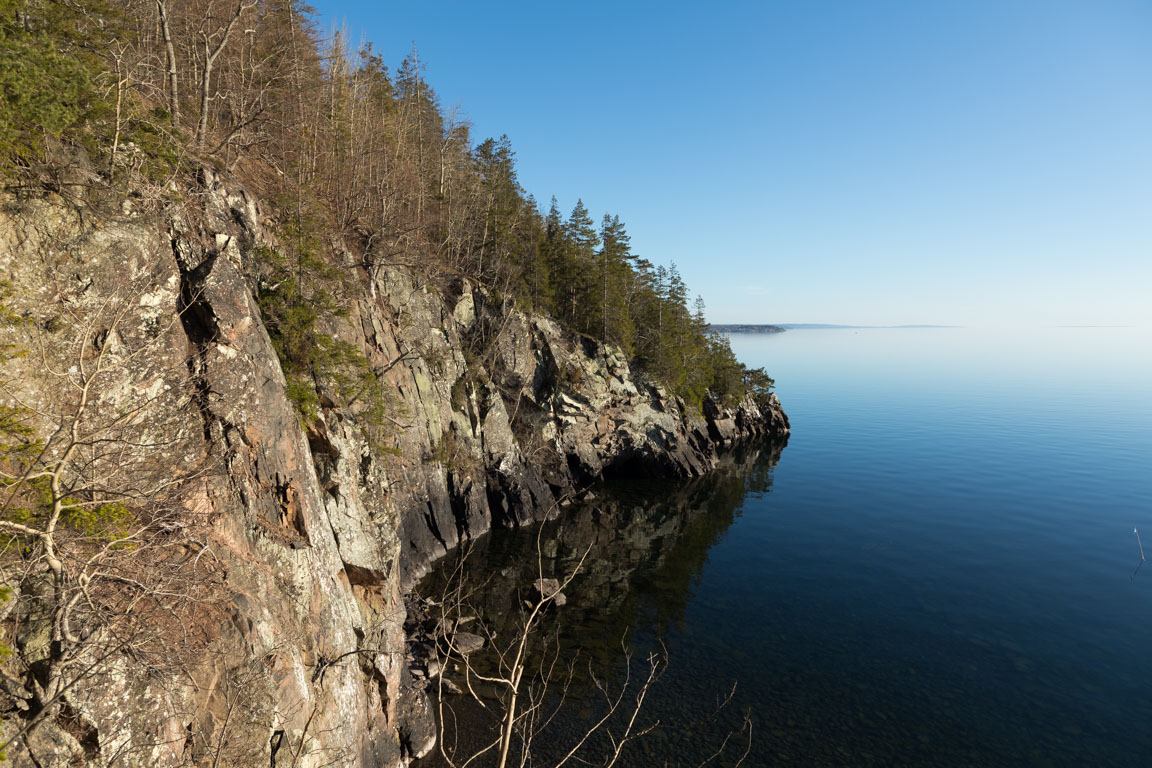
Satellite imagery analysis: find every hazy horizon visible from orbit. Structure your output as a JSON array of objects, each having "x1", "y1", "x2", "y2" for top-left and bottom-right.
[{"x1": 714, "y1": 322, "x2": 1143, "y2": 329}]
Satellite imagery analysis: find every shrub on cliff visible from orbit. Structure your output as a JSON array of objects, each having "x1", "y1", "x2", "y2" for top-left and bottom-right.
[{"x1": 251, "y1": 239, "x2": 396, "y2": 445}]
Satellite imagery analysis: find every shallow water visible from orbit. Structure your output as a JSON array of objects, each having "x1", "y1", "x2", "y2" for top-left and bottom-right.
[{"x1": 419, "y1": 326, "x2": 1152, "y2": 767}]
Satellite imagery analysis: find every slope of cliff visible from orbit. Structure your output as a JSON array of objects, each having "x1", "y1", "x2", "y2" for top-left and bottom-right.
[{"x1": 0, "y1": 171, "x2": 786, "y2": 767}]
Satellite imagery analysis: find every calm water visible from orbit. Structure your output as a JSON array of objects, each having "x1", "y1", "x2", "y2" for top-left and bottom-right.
[{"x1": 419, "y1": 327, "x2": 1152, "y2": 767}]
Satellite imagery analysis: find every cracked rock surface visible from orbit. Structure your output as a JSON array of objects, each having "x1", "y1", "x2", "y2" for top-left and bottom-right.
[{"x1": 0, "y1": 172, "x2": 786, "y2": 768}]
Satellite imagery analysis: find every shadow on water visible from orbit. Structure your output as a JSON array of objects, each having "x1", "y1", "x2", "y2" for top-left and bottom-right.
[{"x1": 413, "y1": 437, "x2": 787, "y2": 767}]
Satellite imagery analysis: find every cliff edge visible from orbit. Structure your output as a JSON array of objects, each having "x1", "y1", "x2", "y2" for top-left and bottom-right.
[{"x1": 0, "y1": 172, "x2": 787, "y2": 767}]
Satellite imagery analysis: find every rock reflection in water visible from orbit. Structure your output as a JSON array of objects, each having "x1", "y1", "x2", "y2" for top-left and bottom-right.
[{"x1": 414, "y1": 437, "x2": 785, "y2": 767}]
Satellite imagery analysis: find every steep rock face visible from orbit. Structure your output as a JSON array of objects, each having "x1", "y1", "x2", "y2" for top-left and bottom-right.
[
  {"x1": 0, "y1": 172, "x2": 786, "y2": 768},
  {"x1": 1, "y1": 177, "x2": 412, "y2": 768},
  {"x1": 366, "y1": 276, "x2": 789, "y2": 587}
]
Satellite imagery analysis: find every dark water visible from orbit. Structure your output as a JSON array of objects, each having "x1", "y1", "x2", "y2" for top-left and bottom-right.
[{"x1": 417, "y1": 327, "x2": 1152, "y2": 767}]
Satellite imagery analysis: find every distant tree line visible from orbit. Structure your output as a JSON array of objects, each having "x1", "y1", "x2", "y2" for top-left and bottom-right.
[{"x1": 0, "y1": 0, "x2": 773, "y2": 410}]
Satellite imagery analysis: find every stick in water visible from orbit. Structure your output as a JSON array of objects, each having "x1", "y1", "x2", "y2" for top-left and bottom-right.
[{"x1": 1136, "y1": 528, "x2": 1145, "y2": 561}]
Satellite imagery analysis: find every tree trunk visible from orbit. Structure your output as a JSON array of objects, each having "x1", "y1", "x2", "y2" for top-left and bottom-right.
[
  {"x1": 157, "y1": 0, "x2": 179, "y2": 125},
  {"x1": 602, "y1": 250, "x2": 608, "y2": 343},
  {"x1": 195, "y1": 1, "x2": 251, "y2": 154},
  {"x1": 196, "y1": 44, "x2": 213, "y2": 153}
]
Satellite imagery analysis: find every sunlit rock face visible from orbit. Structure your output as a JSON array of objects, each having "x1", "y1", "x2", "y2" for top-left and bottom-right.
[
  {"x1": 0, "y1": 171, "x2": 785, "y2": 768},
  {"x1": 386, "y1": 281, "x2": 790, "y2": 588}
]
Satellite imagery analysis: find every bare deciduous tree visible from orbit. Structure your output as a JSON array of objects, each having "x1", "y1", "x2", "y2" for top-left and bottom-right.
[
  {"x1": 425, "y1": 526, "x2": 664, "y2": 768},
  {"x1": 424, "y1": 517, "x2": 754, "y2": 768},
  {"x1": 0, "y1": 251, "x2": 220, "y2": 759},
  {"x1": 194, "y1": 0, "x2": 258, "y2": 153},
  {"x1": 156, "y1": 0, "x2": 180, "y2": 125}
]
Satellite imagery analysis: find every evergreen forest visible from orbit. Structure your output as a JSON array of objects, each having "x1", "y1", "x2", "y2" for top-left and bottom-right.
[{"x1": 0, "y1": 0, "x2": 774, "y2": 410}]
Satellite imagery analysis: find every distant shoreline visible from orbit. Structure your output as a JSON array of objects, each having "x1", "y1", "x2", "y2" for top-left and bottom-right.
[
  {"x1": 710, "y1": 323, "x2": 961, "y2": 333},
  {"x1": 778, "y1": 324, "x2": 960, "y2": 329},
  {"x1": 709, "y1": 324, "x2": 787, "y2": 334}
]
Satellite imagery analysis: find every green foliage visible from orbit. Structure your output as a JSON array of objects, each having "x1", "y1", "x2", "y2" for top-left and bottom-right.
[
  {"x1": 0, "y1": 0, "x2": 186, "y2": 183},
  {"x1": 0, "y1": 283, "x2": 38, "y2": 467},
  {"x1": 705, "y1": 332, "x2": 744, "y2": 404},
  {"x1": 283, "y1": 376, "x2": 321, "y2": 422},
  {"x1": 0, "y1": 1, "x2": 92, "y2": 161},
  {"x1": 0, "y1": 0, "x2": 124, "y2": 170},
  {"x1": 62, "y1": 499, "x2": 135, "y2": 540},
  {"x1": 741, "y1": 367, "x2": 776, "y2": 404},
  {"x1": 597, "y1": 214, "x2": 636, "y2": 352},
  {"x1": 450, "y1": 377, "x2": 470, "y2": 413},
  {"x1": 429, "y1": 430, "x2": 452, "y2": 466},
  {"x1": 0, "y1": 0, "x2": 776, "y2": 415},
  {"x1": 430, "y1": 427, "x2": 478, "y2": 478},
  {"x1": 252, "y1": 239, "x2": 395, "y2": 442},
  {"x1": 1, "y1": 477, "x2": 136, "y2": 542},
  {"x1": 110, "y1": 107, "x2": 185, "y2": 181},
  {"x1": 552, "y1": 200, "x2": 602, "y2": 335},
  {"x1": 254, "y1": 240, "x2": 344, "y2": 390},
  {"x1": 557, "y1": 361, "x2": 583, "y2": 389}
]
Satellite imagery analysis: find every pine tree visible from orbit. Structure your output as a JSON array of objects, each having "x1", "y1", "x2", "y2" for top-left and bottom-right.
[
  {"x1": 540, "y1": 196, "x2": 567, "y2": 314},
  {"x1": 0, "y1": 0, "x2": 112, "y2": 164},
  {"x1": 473, "y1": 134, "x2": 522, "y2": 282},
  {"x1": 565, "y1": 199, "x2": 600, "y2": 253},
  {"x1": 519, "y1": 194, "x2": 549, "y2": 311},
  {"x1": 394, "y1": 46, "x2": 444, "y2": 230},
  {"x1": 693, "y1": 295, "x2": 707, "y2": 331},
  {"x1": 559, "y1": 199, "x2": 600, "y2": 333},
  {"x1": 599, "y1": 214, "x2": 637, "y2": 352}
]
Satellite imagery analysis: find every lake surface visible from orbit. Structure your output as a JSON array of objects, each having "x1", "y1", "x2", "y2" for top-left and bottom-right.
[{"x1": 418, "y1": 326, "x2": 1152, "y2": 767}]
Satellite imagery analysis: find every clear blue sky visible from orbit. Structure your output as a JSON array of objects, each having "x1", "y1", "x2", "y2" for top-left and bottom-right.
[{"x1": 310, "y1": 0, "x2": 1151, "y2": 327}]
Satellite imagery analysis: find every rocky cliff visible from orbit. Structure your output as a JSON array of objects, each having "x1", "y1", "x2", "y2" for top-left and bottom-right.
[{"x1": 0, "y1": 172, "x2": 787, "y2": 768}]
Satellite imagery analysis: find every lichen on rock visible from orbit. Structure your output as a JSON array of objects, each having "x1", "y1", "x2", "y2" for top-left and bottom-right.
[{"x1": 0, "y1": 171, "x2": 786, "y2": 768}]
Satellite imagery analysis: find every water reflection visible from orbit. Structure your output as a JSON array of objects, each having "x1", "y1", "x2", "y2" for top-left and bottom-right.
[
  {"x1": 415, "y1": 438, "x2": 786, "y2": 765},
  {"x1": 421, "y1": 438, "x2": 786, "y2": 644}
]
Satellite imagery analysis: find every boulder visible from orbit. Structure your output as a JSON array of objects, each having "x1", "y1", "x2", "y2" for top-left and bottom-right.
[
  {"x1": 533, "y1": 577, "x2": 568, "y2": 607},
  {"x1": 447, "y1": 632, "x2": 485, "y2": 656}
]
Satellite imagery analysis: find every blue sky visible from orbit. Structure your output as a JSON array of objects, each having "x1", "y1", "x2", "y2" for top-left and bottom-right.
[{"x1": 310, "y1": 0, "x2": 1151, "y2": 326}]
